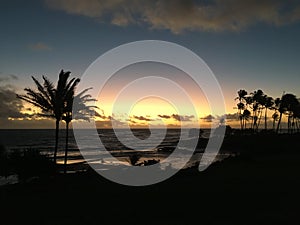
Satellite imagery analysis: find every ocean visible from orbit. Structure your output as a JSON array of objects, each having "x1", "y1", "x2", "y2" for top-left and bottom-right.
[{"x1": 0, "y1": 128, "x2": 228, "y2": 170}]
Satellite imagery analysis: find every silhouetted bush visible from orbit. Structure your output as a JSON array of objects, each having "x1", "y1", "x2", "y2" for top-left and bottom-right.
[
  {"x1": 8, "y1": 148, "x2": 56, "y2": 181},
  {"x1": 128, "y1": 154, "x2": 140, "y2": 166}
]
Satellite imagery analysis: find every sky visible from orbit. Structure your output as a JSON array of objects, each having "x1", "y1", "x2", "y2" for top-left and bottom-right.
[{"x1": 1, "y1": 0, "x2": 300, "y2": 129}]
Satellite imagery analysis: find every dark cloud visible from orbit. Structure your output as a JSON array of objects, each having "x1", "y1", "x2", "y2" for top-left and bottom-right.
[
  {"x1": 158, "y1": 114, "x2": 194, "y2": 121},
  {"x1": 158, "y1": 114, "x2": 171, "y2": 119},
  {"x1": 127, "y1": 119, "x2": 137, "y2": 124},
  {"x1": 45, "y1": 0, "x2": 300, "y2": 33},
  {"x1": 0, "y1": 85, "x2": 24, "y2": 120},
  {"x1": 95, "y1": 118, "x2": 126, "y2": 128},
  {"x1": 201, "y1": 114, "x2": 215, "y2": 122},
  {"x1": 201, "y1": 113, "x2": 240, "y2": 123},
  {"x1": 94, "y1": 113, "x2": 127, "y2": 128},
  {"x1": 222, "y1": 113, "x2": 239, "y2": 121},
  {"x1": 172, "y1": 114, "x2": 195, "y2": 121},
  {"x1": 132, "y1": 115, "x2": 154, "y2": 122}
]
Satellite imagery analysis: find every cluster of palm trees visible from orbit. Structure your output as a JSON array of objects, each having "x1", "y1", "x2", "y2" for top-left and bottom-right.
[
  {"x1": 17, "y1": 70, "x2": 97, "y2": 173},
  {"x1": 235, "y1": 89, "x2": 300, "y2": 133}
]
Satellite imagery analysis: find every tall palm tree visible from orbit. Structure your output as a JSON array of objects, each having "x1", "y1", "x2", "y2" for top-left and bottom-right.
[
  {"x1": 272, "y1": 112, "x2": 279, "y2": 131},
  {"x1": 17, "y1": 70, "x2": 77, "y2": 164},
  {"x1": 17, "y1": 76, "x2": 59, "y2": 162},
  {"x1": 235, "y1": 90, "x2": 248, "y2": 130},
  {"x1": 251, "y1": 89, "x2": 264, "y2": 132},
  {"x1": 242, "y1": 109, "x2": 251, "y2": 129},
  {"x1": 276, "y1": 93, "x2": 299, "y2": 133},
  {"x1": 293, "y1": 103, "x2": 300, "y2": 133},
  {"x1": 264, "y1": 96, "x2": 274, "y2": 130},
  {"x1": 62, "y1": 87, "x2": 98, "y2": 173}
]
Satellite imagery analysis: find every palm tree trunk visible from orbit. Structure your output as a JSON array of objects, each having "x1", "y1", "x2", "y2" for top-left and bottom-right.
[
  {"x1": 54, "y1": 119, "x2": 59, "y2": 164},
  {"x1": 253, "y1": 113, "x2": 257, "y2": 132},
  {"x1": 251, "y1": 112, "x2": 254, "y2": 130},
  {"x1": 257, "y1": 110, "x2": 263, "y2": 131},
  {"x1": 276, "y1": 113, "x2": 282, "y2": 134},
  {"x1": 64, "y1": 122, "x2": 69, "y2": 174},
  {"x1": 238, "y1": 109, "x2": 243, "y2": 130},
  {"x1": 292, "y1": 117, "x2": 295, "y2": 134},
  {"x1": 287, "y1": 115, "x2": 291, "y2": 134},
  {"x1": 264, "y1": 108, "x2": 267, "y2": 130}
]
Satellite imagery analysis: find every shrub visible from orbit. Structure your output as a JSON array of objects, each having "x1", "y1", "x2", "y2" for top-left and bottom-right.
[{"x1": 9, "y1": 148, "x2": 56, "y2": 181}]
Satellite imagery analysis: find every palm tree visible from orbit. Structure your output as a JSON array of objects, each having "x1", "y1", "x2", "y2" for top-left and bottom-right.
[
  {"x1": 17, "y1": 76, "x2": 59, "y2": 162},
  {"x1": 276, "y1": 93, "x2": 299, "y2": 133},
  {"x1": 235, "y1": 90, "x2": 248, "y2": 130},
  {"x1": 242, "y1": 109, "x2": 251, "y2": 129},
  {"x1": 61, "y1": 78, "x2": 80, "y2": 173},
  {"x1": 62, "y1": 88, "x2": 98, "y2": 173},
  {"x1": 17, "y1": 70, "x2": 77, "y2": 164},
  {"x1": 264, "y1": 96, "x2": 274, "y2": 130},
  {"x1": 251, "y1": 89, "x2": 264, "y2": 132},
  {"x1": 272, "y1": 112, "x2": 279, "y2": 131},
  {"x1": 293, "y1": 103, "x2": 300, "y2": 133},
  {"x1": 284, "y1": 95, "x2": 300, "y2": 133}
]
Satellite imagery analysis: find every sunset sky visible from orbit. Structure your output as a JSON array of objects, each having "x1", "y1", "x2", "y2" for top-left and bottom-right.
[{"x1": 1, "y1": 0, "x2": 300, "y2": 129}]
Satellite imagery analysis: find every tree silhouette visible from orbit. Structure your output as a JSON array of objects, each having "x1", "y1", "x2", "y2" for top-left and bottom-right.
[
  {"x1": 250, "y1": 89, "x2": 265, "y2": 132},
  {"x1": 235, "y1": 90, "x2": 248, "y2": 130},
  {"x1": 17, "y1": 75, "x2": 59, "y2": 163},
  {"x1": 242, "y1": 109, "x2": 251, "y2": 129},
  {"x1": 272, "y1": 112, "x2": 279, "y2": 131},
  {"x1": 264, "y1": 96, "x2": 274, "y2": 130},
  {"x1": 292, "y1": 104, "x2": 300, "y2": 132},
  {"x1": 62, "y1": 87, "x2": 98, "y2": 173},
  {"x1": 17, "y1": 70, "x2": 80, "y2": 164},
  {"x1": 276, "y1": 93, "x2": 299, "y2": 134},
  {"x1": 233, "y1": 89, "x2": 300, "y2": 133}
]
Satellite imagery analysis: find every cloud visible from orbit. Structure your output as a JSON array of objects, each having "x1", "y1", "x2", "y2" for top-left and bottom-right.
[
  {"x1": 28, "y1": 42, "x2": 52, "y2": 51},
  {"x1": 127, "y1": 119, "x2": 137, "y2": 124},
  {"x1": 172, "y1": 114, "x2": 195, "y2": 121},
  {"x1": 95, "y1": 118, "x2": 126, "y2": 128},
  {"x1": 0, "y1": 85, "x2": 25, "y2": 120},
  {"x1": 0, "y1": 74, "x2": 18, "y2": 82},
  {"x1": 201, "y1": 113, "x2": 240, "y2": 123},
  {"x1": 158, "y1": 114, "x2": 194, "y2": 121},
  {"x1": 132, "y1": 115, "x2": 154, "y2": 122},
  {"x1": 45, "y1": 0, "x2": 300, "y2": 33},
  {"x1": 222, "y1": 113, "x2": 239, "y2": 121},
  {"x1": 158, "y1": 114, "x2": 171, "y2": 119},
  {"x1": 201, "y1": 114, "x2": 215, "y2": 122}
]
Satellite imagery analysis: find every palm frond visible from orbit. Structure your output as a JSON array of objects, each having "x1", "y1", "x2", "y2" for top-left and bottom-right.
[
  {"x1": 42, "y1": 76, "x2": 56, "y2": 105},
  {"x1": 76, "y1": 88, "x2": 93, "y2": 98},
  {"x1": 56, "y1": 70, "x2": 71, "y2": 98},
  {"x1": 31, "y1": 76, "x2": 50, "y2": 100},
  {"x1": 64, "y1": 78, "x2": 76, "y2": 96},
  {"x1": 66, "y1": 78, "x2": 80, "y2": 96},
  {"x1": 16, "y1": 94, "x2": 50, "y2": 112}
]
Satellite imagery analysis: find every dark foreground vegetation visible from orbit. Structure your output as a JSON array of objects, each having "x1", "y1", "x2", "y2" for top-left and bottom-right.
[{"x1": 1, "y1": 132, "x2": 300, "y2": 225}]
